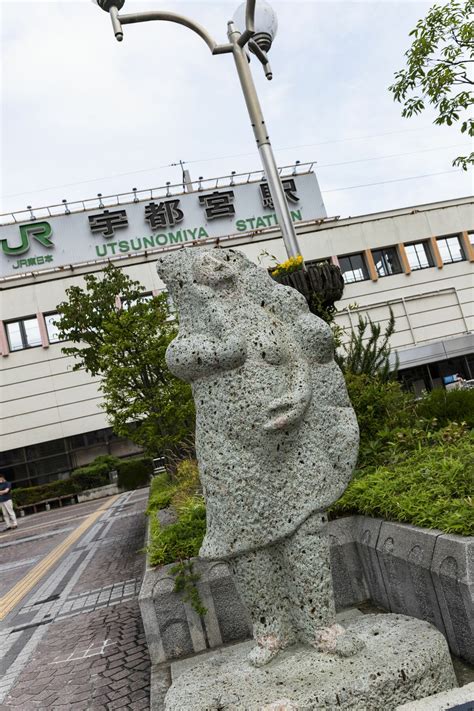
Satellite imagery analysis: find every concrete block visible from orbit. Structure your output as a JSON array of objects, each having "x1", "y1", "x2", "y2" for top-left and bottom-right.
[
  {"x1": 76, "y1": 483, "x2": 121, "y2": 503},
  {"x1": 164, "y1": 614, "x2": 457, "y2": 711},
  {"x1": 352, "y1": 515, "x2": 391, "y2": 609},
  {"x1": 138, "y1": 557, "x2": 252, "y2": 665},
  {"x1": 396, "y1": 681, "x2": 474, "y2": 710},
  {"x1": 431, "y1": 533, "x2": 474, "y2": 664},
  {"x1": 377, "y1": 521, "x2": 446, "y2": 635},
  {"x1": 328, "y1": 516, "x2": 369, "y2": 609}
]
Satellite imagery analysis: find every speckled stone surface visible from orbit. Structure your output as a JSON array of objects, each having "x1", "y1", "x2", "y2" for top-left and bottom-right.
[
  {"x1": 164, "y1": 614, "x2": 458, "y2": 711},
  {"x1": 157, "y1": 248, "x2": 359, "y2": 559},
  {"x1": 157, "y1": 248, "x2": 359, "y2": 660}
]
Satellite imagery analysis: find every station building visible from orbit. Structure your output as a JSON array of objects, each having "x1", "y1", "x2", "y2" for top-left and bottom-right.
[{"x1": 0, "y1": 164, "x2": 472, "y2": 488}]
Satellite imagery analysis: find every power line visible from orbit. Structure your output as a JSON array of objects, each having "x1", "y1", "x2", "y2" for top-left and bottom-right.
[
  {"x1": 317, "y1": 145, "x2": 466, "y2": 170},
  {"x1": 3, "y1": 127, "x2": 462, "y2": 199},
  {"x1": 322, "y1": 169, "x2": 471, "y2": 193}
]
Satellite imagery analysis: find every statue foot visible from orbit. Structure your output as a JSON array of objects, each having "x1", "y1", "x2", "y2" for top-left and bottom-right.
[
  {"x1": 314, "y1": 623, "x2": 365, "y2": 658},
  {"x1": 248, "y1": 635, "x2": 287, "y2": 667}
]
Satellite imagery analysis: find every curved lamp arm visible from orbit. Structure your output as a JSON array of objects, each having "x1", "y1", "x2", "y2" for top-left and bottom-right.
[
  {"x1": 117, "y1": 11, "x2": 233, "y2": 54},
  {"x1": 237, "y1": 0, "x2": 256, "y2": 47}
]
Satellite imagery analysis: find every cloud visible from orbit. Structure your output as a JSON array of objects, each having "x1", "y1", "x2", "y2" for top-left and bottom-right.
[{"x1": 1, "y1": 0, "x2": 472, "y2": 217}]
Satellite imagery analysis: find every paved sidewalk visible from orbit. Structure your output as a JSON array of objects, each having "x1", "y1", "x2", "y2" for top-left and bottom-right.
[{"x1": 0, "y1": 489, "x2": 151, "y2": 710}]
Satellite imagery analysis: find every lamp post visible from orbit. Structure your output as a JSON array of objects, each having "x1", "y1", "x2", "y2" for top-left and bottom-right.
[{"x1": 94, "y1": 0, "x2": 302, "y2": 260}]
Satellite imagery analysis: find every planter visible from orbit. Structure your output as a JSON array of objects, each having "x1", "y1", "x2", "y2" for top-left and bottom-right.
[
  {"x1": 273, "y1": 262, "x2": 344, "y2": 313},
  {"x1": 139, "y1": 515, "x2": 474, "y2": 665},
  {"x1": 76, "y1": 482, "x2": 122, "y2": 502}
]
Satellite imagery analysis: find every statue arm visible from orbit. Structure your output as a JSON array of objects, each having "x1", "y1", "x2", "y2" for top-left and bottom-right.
[{"x1": 166, "y1": 333, "x2": 246, "y2": 383}]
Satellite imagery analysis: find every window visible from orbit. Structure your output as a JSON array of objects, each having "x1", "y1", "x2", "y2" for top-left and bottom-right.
[
  {"x1": 338, "y1": 253, "x2": 369, "y2": 283},
  {"x1": 44, "y1": 313, "x2": 62, "y2": 343},
  {"x1": 6, "y1": 317, "x2": 41, "y2": 351},
  {"x1": 436, "y1": 235, "x2": 465, "y2": 264},
  {"x1": 404, "y1": 241, "x2": 433, "y2": 270},
  {"x1": 122, "y1": 292, "x2": 153, "y2": 309},
  {"x1": 372, "y1": 247, "x2": 402, "y2": 277}
]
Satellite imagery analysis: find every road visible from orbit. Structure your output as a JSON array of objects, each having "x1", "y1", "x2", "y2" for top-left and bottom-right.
[{"x1": 0, "y1": 489, "x2": 151, "y2": 710}]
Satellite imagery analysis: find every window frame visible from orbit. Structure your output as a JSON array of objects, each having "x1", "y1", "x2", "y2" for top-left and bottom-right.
[
  {"x1": 338, "y1": 252, "x2": 369, "y2": 284},
  {"x1": 371, "y1": 246, "x2": 403, "y2": 278},
  {"x1": 5, "y1": 316, "x2": 42, "y2": 351},
  {"x1": 44, "y1": 312, "x2": 64, "y2": 344},
  {"x1": 404, "y1": 241, "x2": 434, "y2": 271},
  {"x1": 436, "y1": 234, "x2": 466, "y2": 264}
]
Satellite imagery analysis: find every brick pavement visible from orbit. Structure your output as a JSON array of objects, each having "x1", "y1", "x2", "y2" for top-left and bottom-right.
[{"x1": 0, "y1": 490, "x2": 151, "y2": 710}]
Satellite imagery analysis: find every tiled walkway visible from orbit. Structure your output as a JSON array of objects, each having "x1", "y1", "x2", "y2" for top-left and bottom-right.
[{"x1": 0, "y1": 490, "x2": 150, "y2": 710}]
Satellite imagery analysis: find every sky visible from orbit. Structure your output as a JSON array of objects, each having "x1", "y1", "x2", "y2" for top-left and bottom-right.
[{"x1": 1, "y1": 0, "x2": 472, "y2": 221}]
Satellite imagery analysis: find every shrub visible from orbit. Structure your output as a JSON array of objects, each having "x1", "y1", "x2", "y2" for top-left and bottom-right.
[
  {"x1": 146, "y1": 473, "x2": 176, "y2": 514},
  {"x1": 117, "y1": 456, "x2": 153, "y2": 490},
  {"x1": 12, "y1": 479, "x2": 76, "y2": 507},
  {"x1": 11, "y1": 454, "x2": 122, "y2": 508},
  {"x1": 148, "y1": 496, "x2": 206, "y2": 567},
  {"x1": 416, "y1": 388, "x2": 474, "y2": 428},
  {"x1": 146, "y1": 459, "x2": 206, "y2": 567},
  {"x1": 331, "y1": 430, "x2": 474, "y2": 535}
]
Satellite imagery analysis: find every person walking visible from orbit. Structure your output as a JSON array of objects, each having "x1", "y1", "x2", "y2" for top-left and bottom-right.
[{"x1": 0, "y1": 475, "x2": 18, "y2": 531}]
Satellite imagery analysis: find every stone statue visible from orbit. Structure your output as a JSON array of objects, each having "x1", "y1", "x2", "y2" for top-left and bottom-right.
[{"x1": 157, "y1": 247, "x2": 360, "y2": 666}]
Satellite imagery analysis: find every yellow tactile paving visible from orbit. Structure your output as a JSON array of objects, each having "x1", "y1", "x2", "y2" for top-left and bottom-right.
[{"x1": 0, "y1": 495, "x2": 119, "y2": 621}]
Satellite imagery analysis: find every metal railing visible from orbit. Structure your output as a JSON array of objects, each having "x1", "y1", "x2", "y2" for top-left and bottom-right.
[{"x1": 0, "y1": 161, "x2": 315, "y2": 226}]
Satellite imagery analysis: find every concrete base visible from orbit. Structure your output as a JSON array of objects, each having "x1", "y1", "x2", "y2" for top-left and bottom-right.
[
  {"x1": 164, "y1": 614, "x2": 457, "y2": 711},
  {"x1": 76, "y1": 483, "x2": 121, "y2": 503},
  {"x1": 396, "y1": 681, "x2": 474, "y2": 710}
]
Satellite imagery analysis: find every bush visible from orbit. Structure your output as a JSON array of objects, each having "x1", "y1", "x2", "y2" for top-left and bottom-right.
[
  {"x1": 146, "y1": 473, "x2": 176, "y2": 514},
  {"x1": 331, "y1": 430, "x2": 474, "y2": 535},
  {"x1": 117, "y1": 456, "x2": 153, "y2": 490},
  {"x1": 11, "y1": 454, "x2": 121, "y2": 507},
  {"x1": 13, "y1": 479, "x2": 76, "y2": 507},
  {"x1": 148, "y1": 496, "x2": 206, "y2": 567},
  {"x1": 146, "y1": 459, "x2": 206, "y2": 567},
  {"x1": 416, "y1": 388, "x2": 474, "y2": 428}
]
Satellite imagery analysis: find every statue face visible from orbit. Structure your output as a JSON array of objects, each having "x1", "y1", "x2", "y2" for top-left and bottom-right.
[{"x1": 192, "y1": 252, "x2": 237, "y2": 288}]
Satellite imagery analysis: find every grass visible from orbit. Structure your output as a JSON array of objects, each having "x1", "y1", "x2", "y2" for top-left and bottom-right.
[
  {"x1": 146, "y1": 461, "x2": 206, "y2": 567},
  {"x1": 331, "y1": 430, "x2": 474, "y2": 535}
]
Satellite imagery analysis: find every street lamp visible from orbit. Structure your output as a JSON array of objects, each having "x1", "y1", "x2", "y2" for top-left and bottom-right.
[{"x1": 94, "y1": 0, "x2": 302, "y2": 260}]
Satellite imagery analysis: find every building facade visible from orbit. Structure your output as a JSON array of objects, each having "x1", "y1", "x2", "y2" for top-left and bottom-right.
[{"x1": 1, "y1": 167, "x2": 472, "y2": 488}]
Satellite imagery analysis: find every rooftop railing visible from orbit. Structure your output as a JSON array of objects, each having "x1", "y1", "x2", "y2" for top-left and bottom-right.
[{"x1": 0, "y1": 161, "x2": 315, "y2": 226}]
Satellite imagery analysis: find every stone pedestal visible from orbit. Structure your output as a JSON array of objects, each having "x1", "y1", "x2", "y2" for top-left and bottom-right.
[{"x1": 164, "y1": 614, "x2": 457, "y2": 711}]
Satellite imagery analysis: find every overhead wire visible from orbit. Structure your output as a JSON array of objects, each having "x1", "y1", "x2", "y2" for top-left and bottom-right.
[{"x1": 3, "y1": 127, "x2": 469, "y2": 199}]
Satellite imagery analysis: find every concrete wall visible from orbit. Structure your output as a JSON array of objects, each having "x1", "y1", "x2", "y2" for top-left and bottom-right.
[
  {"x1": 1, "y1": 197, "x2": 473, "y2": 452},
  {"x1": 138, "y1": 516, "x2": 474, "y2": 666}
]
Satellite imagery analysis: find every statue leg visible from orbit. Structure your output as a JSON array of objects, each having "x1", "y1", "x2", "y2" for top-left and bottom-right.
[
  {"x1": 282, "y1": 512, "x2": 365, "y2": 656},
  {"x1": 229, "y1": 547, "x2": 295, "y2": 667}
]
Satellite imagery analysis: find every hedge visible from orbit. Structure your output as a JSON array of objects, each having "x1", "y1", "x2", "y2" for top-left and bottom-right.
[
  {"x1": 116, "y1": 457, "x2": 153, "y2": 490},
  {"x1": 12, "y1": 455, "x2": 121, "y2": 508}
]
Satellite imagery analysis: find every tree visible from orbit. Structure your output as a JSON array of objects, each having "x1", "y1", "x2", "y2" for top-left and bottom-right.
[
  {"x1": 55, "y1": 264, "x2": 195, "y2": 455},
  {"x1": 336, "y1": 309, "x2": 399, "y2": 382},
  {"x1": 389, "y1": 0, "x2": 474, "y2": 170}
]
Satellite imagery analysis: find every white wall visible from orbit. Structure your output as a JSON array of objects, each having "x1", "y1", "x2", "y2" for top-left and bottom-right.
[{"x1": 1, "y1": 197, "x2": 472, "y2": 452}]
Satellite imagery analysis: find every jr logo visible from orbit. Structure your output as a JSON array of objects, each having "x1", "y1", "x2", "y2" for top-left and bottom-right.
[{"x1": 0, "y1": 222, "x2": 54, "y2": 256}]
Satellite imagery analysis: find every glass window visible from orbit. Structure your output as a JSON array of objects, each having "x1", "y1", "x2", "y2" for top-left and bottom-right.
[
  {"x1": 436, "y1": 235, "x2": 465, "y2": 264},
  {"x1": 372, "y1": 247, "x2": 402, "y2": 277},
  {"x1": 122, "y1": 292, "x2": 153, "y2": 310},
  {"x1": 339, "y1": 253, "x2": 369, "y2": 283},
  {"x1": 45, "y1": 313, "x2": 62, "y2": 343},
  {"x1": 404, "y1": 241, "x2": 433, "y2": 270},
  {"x1": 26, "y1": 439, "x2": 66, "y2": 460},
  {"x1": 6, "y1": 317, "x2": 41, "y2": 351},
  {"x1": 0, "y1": 448, "x2": 26, "y2": 467},
  {"x1": 469, "y1": 231, "x2": 474, "y2": 247},
  {"x1": 28, "y1": 454, "x2": 71, "y2": 478}
]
